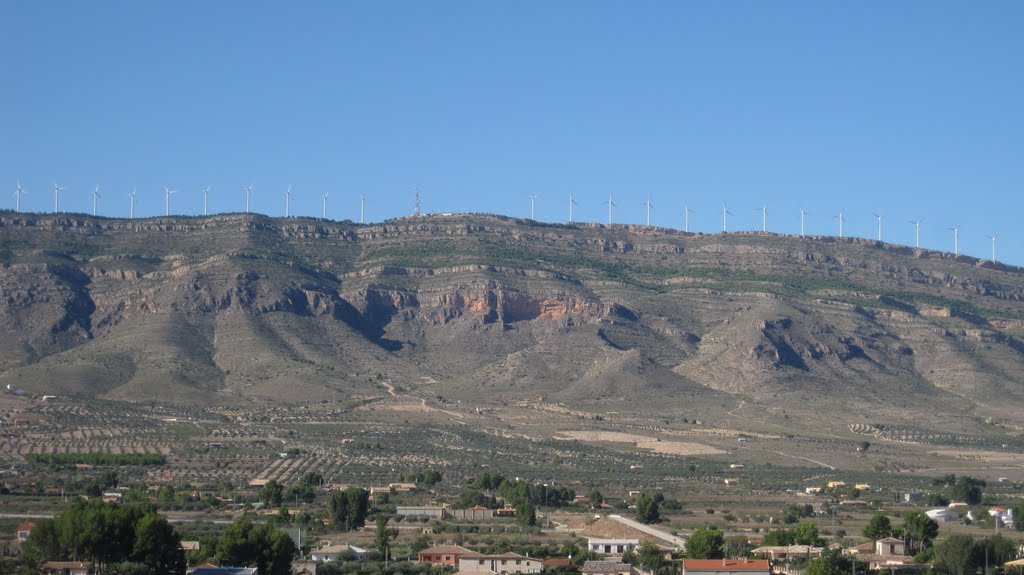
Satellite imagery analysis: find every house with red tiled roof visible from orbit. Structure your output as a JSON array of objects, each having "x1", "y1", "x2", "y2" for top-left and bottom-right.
[
  {"x1": 16, "y1": 522, "x2": 34, "y2": 541},
  {"x1": 682, "y1": 559, "x2": 770, "y2": 575},
  {"x1": 418, "y1": 544, "x2": 474, "y2": 566}
]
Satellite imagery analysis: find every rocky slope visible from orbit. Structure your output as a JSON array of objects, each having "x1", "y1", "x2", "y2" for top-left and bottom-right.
[{"x1": 1, "y1": 211, "x2": 1023, "y2": 424}]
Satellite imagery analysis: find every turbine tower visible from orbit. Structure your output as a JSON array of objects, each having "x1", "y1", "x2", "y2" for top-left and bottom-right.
[
  {"x1": 987, "y1": 234, "x2": 998, "y2": 263},
  {"x1": 129, "y1": 189, "x2": 137, "y2": 220},
  {"x1": 721, "y1": 203, "x2": 733, "y2": 232},
  {"x1": 529, "y1": 194, "x2": 538, "y2": 221},
  {"x1": 322, "y1": 192, "x2": 328, "y2": 220},
  {"x1": 683, "y1": 202, "x2": 694, "y2": 233},
  {"x1": 644, "y1": 195, "x2": 654, "y2": 226},
  {"x1": 873, "y1": 212, "x2": 885, "y2": 241},
  {"x1": 164, "y1": 186, "x2": 177, "y2": 216},
  {"x1": 244, "y1": 185, "x2": 253, "y2": 213},
  {"x1": 360, "y1": 194, "x2": 366, "y2": 224},
  {"x1": 92, "y1": 185, "x2": 102, "y2": 216},
  {"x1": 14, "y1": 181, "x2": 25, "y2": 213},
  {"x1": 285, "y1": 185, "x2": 293, "y2": 217},
  {"x1": 799, "y1": 208, "x2": 809, "y2": 238},
  {"x1": 603, "y1": 195, "x2": 616, "y2": 225},
  {"x1": 909, "y1": 218, "x2": 925, "y2": 248},
  {"x1": 568, "y1": 193, "x2": 578, "y2": 223},
  {"x1": 202, "y1": 186, "x2": 211, "y2": 216},
  {"x1": 756, "y1": 203, "x2": 767, "y2": 232},
  {"x1": 53, "y1": 183, "x2": 64, "y2": 214},
  {"x1": 834, "y1": 209, "x2": 846, "y2": 238},
  {"x1": 948, "y1": 225, "x2": 959, "y2": 256}
]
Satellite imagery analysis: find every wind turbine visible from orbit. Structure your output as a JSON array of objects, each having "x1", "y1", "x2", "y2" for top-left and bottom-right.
[
  {"x1": 644, "y1": 195, "x2": 654, "y2": 226},
  {"x1": 568, "y1": 193, "x2": 578, "y2": 223},
  {"x1": 92, "y1": 185, "x2": 102, "y2": 216},
  {"x1": 799, "y1": 208, "x2": 809, "y2": 238},
  {"x1": 948, "y1": 225, "x2": 960, "y2": 256},
  {"x1": 834, "y1": 209, "x2": 846, "y2": 238},
  {"x1": 164, "y1": 186, "x2": 177, "y2": 216},
  {"x1": 987, "y1": 234, "x2": 998, "y2": 263},
  {"x1": 322, "y1": 192, "x2": 329, "y2": 220},
  {"x1": 529, "y1": 194, "x2": 538, "y2": 221},
  {"x1": 285, "y1": 185, "x2": 293, "y2": 217},
  {"x1": 360, "y1": 194, "x2": 366, "y2": 224},
  {"x1": 53, "y1": 183, "x2": 64, "y2": 213},
  {"x1": 14, "y1": 181, "x2": 26, "y2": 213},
  {"x1": 754, "y1": 203, "x2": 768, "y2": 232},
  {"x1": 202, "y1": 186, "x2": 211, "y2": 216},
  {"x1": 603, "y1": 195, "x2": 616, "y2": 225},
  {"x1": 683, "y1": 202, "x2": 694, "y2": 233},
  {"x1": 909, "y1": 218, "x2": 925, "y2": 248},
  {"x1": 873, "y1": 212, "x2": 885, "y2": 241},
  {"x1": 244, "y1": 185, "x2": 253, "y2": 213},
  {"x1": 129, "y1": 189, "x2": 137, "y2": 219},
  {"x1": 722, "y1": 203, "x2": 733, "y2": 232}
]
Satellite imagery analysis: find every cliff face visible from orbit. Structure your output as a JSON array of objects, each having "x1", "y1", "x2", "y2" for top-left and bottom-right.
[{"x1": 1, "y1": 212, "x2": 1023, "y2": 421}]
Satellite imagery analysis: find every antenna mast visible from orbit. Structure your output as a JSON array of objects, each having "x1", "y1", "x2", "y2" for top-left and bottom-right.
[{"x1": 414, "y1": 184, "x2": 422, "y2": 216}]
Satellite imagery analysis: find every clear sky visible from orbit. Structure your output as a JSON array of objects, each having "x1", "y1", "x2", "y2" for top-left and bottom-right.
[{"x1": 2, "y1": 2, "x2": 1023, "y2": 264}]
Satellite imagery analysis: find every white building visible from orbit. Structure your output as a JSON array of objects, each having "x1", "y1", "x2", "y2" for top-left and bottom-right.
[{"x1": 587, "y1": 538, "x2": 639, "y2": 555}]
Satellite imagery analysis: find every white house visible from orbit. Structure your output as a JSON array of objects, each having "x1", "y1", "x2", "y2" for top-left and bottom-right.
[{"x1": 587, "y1": 538, "x2": 639, "y2": 555}]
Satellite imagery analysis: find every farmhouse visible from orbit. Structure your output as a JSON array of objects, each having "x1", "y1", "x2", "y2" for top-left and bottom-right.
[
  {"x1": 389, "y1": 482, "x2": 417, "y2": 491},
  {"x1": 418, "y1": 544, "x2": 473, "y2": 566},
  {"x1": 587, "y1": 538, "x2": 639, "y2": 555},
  {"x1": 845, "y1": 537, "x2": 915, "y2": 569},
  {"x1": 16, "y1": 522, "x2": 33, "y2": 541},
  {"x1": 311, "y1": 544, "x2": 367, "y2": 562},
  {"x1": 458, "y1": 553, "x2": 543, "y2": 574},
  {"x1": 682, "y1": 559, "x2": 770, "y2": 575}
]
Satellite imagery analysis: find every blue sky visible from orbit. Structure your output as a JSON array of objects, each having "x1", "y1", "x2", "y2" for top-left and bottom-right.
[{"x1": 2, "y1": 2, "x2": 1022, "y2": 264}]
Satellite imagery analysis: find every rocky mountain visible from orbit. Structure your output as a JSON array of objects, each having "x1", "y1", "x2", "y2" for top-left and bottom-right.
[{"x1": 2, "y1": 211, "x2": 1023, "y2": 424}]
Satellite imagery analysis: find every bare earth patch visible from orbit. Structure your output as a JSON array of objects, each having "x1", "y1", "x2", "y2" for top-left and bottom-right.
[
  {"x1": 556, "y1": 431, "x2": 724, "y2": 456},
  {"x1": 930, "y1": 449, "x2": 1024, "y2": 463}
]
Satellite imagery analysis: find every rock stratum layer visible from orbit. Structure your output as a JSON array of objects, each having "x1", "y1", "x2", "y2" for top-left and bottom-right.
[{"x1": 2, "y1": 212, "x2": 1023, "y2": 422}]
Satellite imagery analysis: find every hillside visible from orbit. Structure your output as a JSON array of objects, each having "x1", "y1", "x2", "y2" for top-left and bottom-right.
[{"x1": 2, "y1": 211, "x2": 1024, "y2": 430}]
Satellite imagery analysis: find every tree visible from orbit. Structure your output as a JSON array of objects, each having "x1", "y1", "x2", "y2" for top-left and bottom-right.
[
  {"x1": 344, "y1": 487, "x2": 370, "y2": 529},
  {"x1": 793, "y1": 520, "x2": 821, "y2": 546},
  {"x1": 216, "y1": 518, "x2": 294, "y2": 575},
  {"x1": 133, "y1": 513, "x2": 186, "y2": 575},
  {"x1": 635, "y1": 542, "x2": 666, "y2": 573},
  {"x1": 761, "y1": 529, "x2": 796, "y2": 546},
  {"x1": 805, "y1": 546, "x2": 852, "y2": 575},
  {"x1": 901, "y1": 510, "x2": 939, "y2": 554},
  {"x1": 934, "y1": 534, "x2": 978, "y2": 575},
  {"x1": 587, "y1": 490, "x2": 604, "y2": 506},
  {"x1": 261, "y1": 480, "x2": 284, "y2": 507},
  {"x1": 516, "y1": 503, "x2": 537, "y2": 527},
  {"x1": 22, "y1": 501, "x2": 184, "y2": 575},
  {"x1": 686, "y1": 527, "x2": 724, "y2": 559},
  {"x1": 374, "y1": 515, "x2": 395, "y2": 560},
  {"x1": 951, "y1": 477, "x2": 984, "y2": 505},
  {"x1": 634, "y1": 492, "x2": 663, "y2": 524},
  {"x1": 863, "y1": 512, "x2": 892, "y2": 540}
]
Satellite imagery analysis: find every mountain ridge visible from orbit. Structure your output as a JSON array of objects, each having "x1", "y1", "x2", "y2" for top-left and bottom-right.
[{"x1": 2, "y1": 210, "x2": 1023, "y2": 430}]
